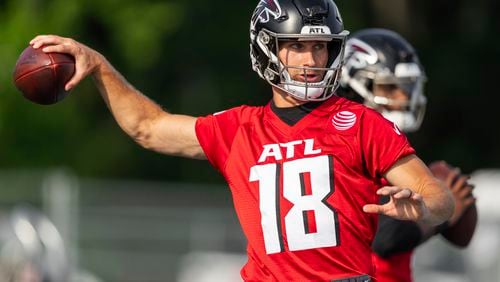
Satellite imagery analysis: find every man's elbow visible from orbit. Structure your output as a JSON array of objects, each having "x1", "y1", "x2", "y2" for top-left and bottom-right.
[
  {"x1": 133, "y1": 126, "x2": 151, "y2": 148},
  {"x1": 131, "y1": 119, "x2": 160, "y2": 151},
  {"x1": 430, "y1": 178, "x2": 455, "y2": 224}
]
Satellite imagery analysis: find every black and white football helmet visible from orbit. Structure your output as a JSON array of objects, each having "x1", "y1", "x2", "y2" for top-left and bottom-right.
[
  {"x1": 340, "y1": 28, "x2": 427, "y2": 132},
  {"x1": 250, "y1": 0, "x2": 349, "y2": 101}
]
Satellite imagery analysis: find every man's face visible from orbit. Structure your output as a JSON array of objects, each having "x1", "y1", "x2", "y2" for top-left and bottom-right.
[
  {"x1": 278, "y1": 41, "x2": 329, "y2": 83},
  {"x1": 373, "y1": 84, "x2": 409, "y2": 111}
]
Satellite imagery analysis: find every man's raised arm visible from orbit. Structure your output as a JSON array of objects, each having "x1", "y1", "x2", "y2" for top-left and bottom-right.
[{"x1": 30, "y1": 35, "x2": 205, "y2": 159}]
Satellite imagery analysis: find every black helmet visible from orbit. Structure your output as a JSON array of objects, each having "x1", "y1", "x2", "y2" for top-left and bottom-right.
[
  {"x1": 250, "y1": 0, "x2": 349, "y2": 101},
  {"x1": 340, "y1": 28, "x2": 427, "y2": 132}
]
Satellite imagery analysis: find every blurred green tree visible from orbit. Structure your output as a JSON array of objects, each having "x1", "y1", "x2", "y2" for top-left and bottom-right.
[{"x1": 0, "y1": 0, "x2": 190, "y2": 180}]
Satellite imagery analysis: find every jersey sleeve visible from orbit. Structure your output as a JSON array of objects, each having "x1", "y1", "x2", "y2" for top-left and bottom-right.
[
  {"x1": 359, "y1": 109, "x2": 416, "y2": 179},
  {"x1": 195, "y1": 107, "x2": 242, "y2": 173}
]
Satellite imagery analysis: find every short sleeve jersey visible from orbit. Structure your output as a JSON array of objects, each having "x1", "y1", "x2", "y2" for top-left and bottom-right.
[{"x1": 195, "y1": 96, "x2": 415, "y2": 281}]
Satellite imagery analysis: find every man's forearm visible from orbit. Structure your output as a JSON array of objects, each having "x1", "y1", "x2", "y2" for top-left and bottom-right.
[{"x1": 92, "y1": 57, "x2": 165, "y2": 144}]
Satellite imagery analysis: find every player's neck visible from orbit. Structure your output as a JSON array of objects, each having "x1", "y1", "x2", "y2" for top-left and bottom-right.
[{"x1": 270, "y1": 97, "x2": 324, "y2": 126}]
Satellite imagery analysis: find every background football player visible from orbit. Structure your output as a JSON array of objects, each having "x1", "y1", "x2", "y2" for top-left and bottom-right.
[{"x1": 339, "y1": 28, "x2": 478, "y2": 282}]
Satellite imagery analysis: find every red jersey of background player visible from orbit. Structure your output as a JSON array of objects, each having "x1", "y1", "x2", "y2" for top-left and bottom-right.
[
  {"x1": 195, "y1": 96, "x2": 415, "y2": 281},
  {"x1": 373, "y1": 251, "x2": 413, "y2": 282}
]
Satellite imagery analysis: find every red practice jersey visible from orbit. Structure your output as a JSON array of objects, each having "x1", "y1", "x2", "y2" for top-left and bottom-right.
[
  {"x1": 195, "y1": 96, "x2": 415, "y2": 281},
  {"x1": 372, "y1": 251, "x2": 413, "y2": 282}
]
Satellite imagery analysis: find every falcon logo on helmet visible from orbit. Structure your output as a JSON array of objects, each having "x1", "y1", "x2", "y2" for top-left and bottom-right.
[
  {"x1": 343, "y1": 38, "x2": 378, "y2": 70},
  {"x1": 251, "y1": 0, "x2": 282, "y2": 28}
]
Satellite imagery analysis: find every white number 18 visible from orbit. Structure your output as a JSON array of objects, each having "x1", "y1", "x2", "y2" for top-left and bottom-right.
[{"x1": 249, "y1": 155, "x2": 339, "y2": 254}]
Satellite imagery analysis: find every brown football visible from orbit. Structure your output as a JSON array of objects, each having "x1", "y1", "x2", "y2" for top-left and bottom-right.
[
  {"x1": 13, "y1": 45, "x2": 75, "y2": 105},
  {"x1": 429, "y1": 160, "x2": 477, "y2": 247}
]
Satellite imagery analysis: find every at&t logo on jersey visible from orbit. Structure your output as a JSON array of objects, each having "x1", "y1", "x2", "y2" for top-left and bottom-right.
[{"x1": 332, "y1": 111, "x2": 357, "y2": 131}]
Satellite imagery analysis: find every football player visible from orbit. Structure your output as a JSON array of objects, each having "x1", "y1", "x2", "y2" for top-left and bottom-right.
[
  {"x1": 29, "y1": 1, "x2": 455, "y2": 281},
  {"x1": 339, "y1": 28, "x2": 478, "y2": 282}
]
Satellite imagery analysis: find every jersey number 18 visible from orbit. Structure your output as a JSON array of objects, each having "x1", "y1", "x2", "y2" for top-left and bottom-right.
[{"x1": 250, "y1": 155, "x2": 339, "y2": 254}]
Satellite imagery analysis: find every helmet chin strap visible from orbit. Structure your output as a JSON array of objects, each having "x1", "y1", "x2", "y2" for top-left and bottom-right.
[{"x1": 381, "y1": 110, "x2": 418, "y2": 132}]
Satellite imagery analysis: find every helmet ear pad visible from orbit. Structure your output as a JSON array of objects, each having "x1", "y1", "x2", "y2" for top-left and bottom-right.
[
  {"x1": 250, "y1": 41, "x2": 267, "y2": 79},
  {"x1": 250, "y1": 33, "x2": 281, "y2": 85}
]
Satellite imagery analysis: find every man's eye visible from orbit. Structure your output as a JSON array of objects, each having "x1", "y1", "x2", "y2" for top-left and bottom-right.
[
  {"x1": 379, "y1": 84, "x2": 398, "y2": 92},
  {"x1": 387, "y1": 85, "x2": 398, "y2": 91},
  {"x1": 314, "y1": 44, "x2": 326, "y2": 50}
]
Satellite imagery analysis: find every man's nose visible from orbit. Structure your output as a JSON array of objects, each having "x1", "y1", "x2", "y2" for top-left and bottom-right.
[
  {"x1": 387, "y1": 88, "x2": 409, "y2": 110},
  {"x1": 392, "y1": 88, "x2": 409, "y2": 102},
  {"x1": 302, "y1": 50, "x2": 317, "y2": 67}
]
